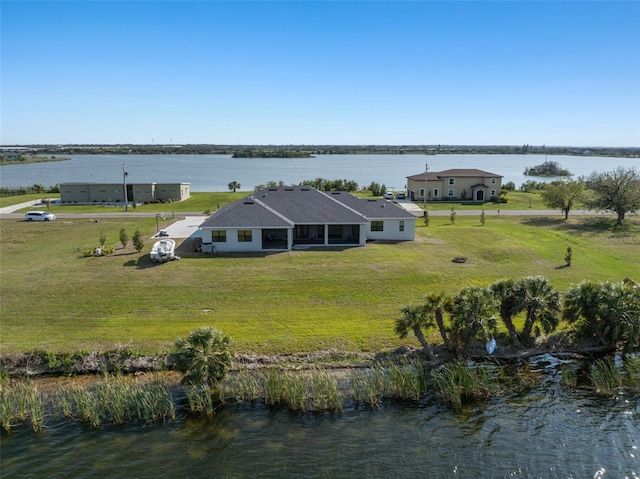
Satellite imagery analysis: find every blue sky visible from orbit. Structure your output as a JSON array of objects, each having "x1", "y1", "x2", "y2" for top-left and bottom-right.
[{"x1": 2, "y1": 1, "x2": 639, "y2": 146}]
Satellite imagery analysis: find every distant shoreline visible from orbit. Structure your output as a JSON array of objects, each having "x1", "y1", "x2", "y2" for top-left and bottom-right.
[
  {"x1": 1, "y1": 145, "x2": 638, "y2": 158},
  {"x1": 0, "y1": 155, "x2": 71, "y2": 165}
]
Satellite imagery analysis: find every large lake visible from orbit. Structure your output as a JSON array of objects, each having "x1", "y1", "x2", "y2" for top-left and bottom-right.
[{"x1": 1, "y1": 154, "x2": 638, "y2": 192}]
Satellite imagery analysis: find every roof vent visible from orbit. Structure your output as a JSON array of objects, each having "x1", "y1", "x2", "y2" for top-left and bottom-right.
[
  {"x1": 367, "y1": 199, "x2": 376, "y2": 202},
  {"x1": 244, "y1": 200, "x2": 254, "y2": 205},
  {"x1": 331, "y1": 192, "x2": 340, "y2": 195},
  {"x1": 268, "y1": 188, "x2": 277, "y2": 191},
  {"x1": 301, "y1": 188, "x2": 310, "y2": 191},
  {"x1": 285, "y1": 188, "x2": 294, "y2": 191}
]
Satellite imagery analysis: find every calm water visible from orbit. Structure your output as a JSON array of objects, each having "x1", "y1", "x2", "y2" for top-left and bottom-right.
[
  {"x1": 1, "y1": 154, "x2": 638, "y2": 192},
  {"x1": 1, "y1": 357, "x2": 639, "y2": 478}
]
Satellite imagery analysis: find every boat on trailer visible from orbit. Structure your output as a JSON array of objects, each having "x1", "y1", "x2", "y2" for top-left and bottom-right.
[{"x1": 150, "y1": 238, "x2": 179, "y2": 262}]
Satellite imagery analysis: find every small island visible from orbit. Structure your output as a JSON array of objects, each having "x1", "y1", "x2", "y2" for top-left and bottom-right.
[
  {"x1": 232, "y1": 150, "x2": 315, "y2": 159},
  {"x1": 524, "y1": 159, "x2": 571, "y2": 177}
]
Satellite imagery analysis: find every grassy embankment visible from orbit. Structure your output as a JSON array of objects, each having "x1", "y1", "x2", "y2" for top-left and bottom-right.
[{"x1": 1, "y1": 195, "x2": 638, "y2": 356}]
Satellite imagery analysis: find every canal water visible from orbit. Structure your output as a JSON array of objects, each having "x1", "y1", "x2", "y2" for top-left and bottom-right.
[
  {"x1": 2, "y1": 356, "x2": 639, "y2": 478},
  {"x1": 1, "y1": 154, "x2": 638, "y2": 192}
]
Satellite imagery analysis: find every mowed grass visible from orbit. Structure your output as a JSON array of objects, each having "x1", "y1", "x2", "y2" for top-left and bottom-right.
[
  {"x1": 10, "y1": 190, "x2": 544, "y2": 214},
  {"x1": 1, "y1": 214, "x2": 638, "y2": 355}
]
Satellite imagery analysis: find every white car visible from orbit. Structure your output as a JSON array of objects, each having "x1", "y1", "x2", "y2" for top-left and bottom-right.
[
  {"x1": 25, "y1": 211, "x2": 56, "y2": 221},
  {"x1": 383, "y1": 192, "x2": 394, "y2": 200}
]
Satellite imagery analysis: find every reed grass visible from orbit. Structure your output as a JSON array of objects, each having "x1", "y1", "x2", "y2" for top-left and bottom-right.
[
  {"x1": 434, "y1": 360, "x2": 499, "y2": 411},
  {"x1": 590, "y1": 357, "x2": 622, "y2": 397},
  {"x1": 623, "y1": 356, "x2": 640, "y2": 392},
  {"x1": 184, "y1": 385, "x2": 219, "y2": 418},
  {"x1": 560, "y1": 365, "x2": 578, "y2": 390},
  {"x1": 0, "y1": 380, "x2": 32, "y2": 434},
  {"x1": 223, "y1": 367, "x2": 344, "y2": 412},
  {"x1": 349, "y1": 359, "x2": 431, "y2": 407}
]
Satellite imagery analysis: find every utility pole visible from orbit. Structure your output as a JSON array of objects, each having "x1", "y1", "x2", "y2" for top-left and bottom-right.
[
  {"x1": 123, "y1": 163, "x2": 128, "y2": 212},
  {"x1": 423, "y1": 162, "x2": 428, "y2": 208}
]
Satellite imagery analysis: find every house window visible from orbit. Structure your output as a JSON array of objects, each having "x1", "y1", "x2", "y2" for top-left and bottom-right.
[
  {"x1": 448, "y1": 178, "x2": 455, "y2": 185},
  {"x1": 399, "y1": 221, "x2": 405, "y2": 232},
  {"x1": 491, "y1": 190, "x2": 496, "y2": 197},
  {"x1": 371, "y1": 221, "x2": 384, "y2": 231},
  {"x1": 212, "y1": 230, "x2": 226, "y2": 242},
  {"x1": 491, "y1": 178, "x2": 497, "y2": 184},
  {"x1": 433, "y1": 188, "x2": 439, "y2": 198},
  {"x1": 238, "y1": 230, "x2": 252, "y2": 242},
  {"x1": 419, "y1": 188, "x2": 425, "y2": 198},
  {"x1": 448, "y1": 189, "x2": 455, "y2": 197}
]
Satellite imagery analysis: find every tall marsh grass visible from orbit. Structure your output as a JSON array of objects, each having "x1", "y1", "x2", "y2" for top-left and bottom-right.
[
  {"x1": 623, "y1": 356, "x2": 640, "y2": 392},
  {"x1": 223, "y1": 367, "x2": 343, "y2": 412},
  {"x1": 434, "y1": 360, "x2": 500, "y2": 411},
  {"x1": 350, "y1": 359, "x2": 430, "y2": 407},
  {"x1": 590, "y1": 357, "x2": 622, "y2": 397},
  {"x1": 0, "y1": 380, "x2": 46, "y2": 434}
]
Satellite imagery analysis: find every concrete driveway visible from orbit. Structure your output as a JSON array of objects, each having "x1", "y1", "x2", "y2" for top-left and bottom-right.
[{"x1": 152, "y1": 216, "x2": 204, "y2": 239}]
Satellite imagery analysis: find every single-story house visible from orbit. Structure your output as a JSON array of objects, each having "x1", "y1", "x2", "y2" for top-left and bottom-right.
[
  {"x1": 59, "y1": 182, "x2": 190, "y2": 204},
  {"x1": 199, "y1": 186, "x2": 416, "y2": 253},
  {"x1": 406, "y1": 169, "x2": 503, "y2": 202}
]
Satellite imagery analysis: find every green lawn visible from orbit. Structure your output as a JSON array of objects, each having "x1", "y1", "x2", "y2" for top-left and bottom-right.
[
  {"x1": 8, "y1": 190, "x2": 544, "y2": 214},
  {"x1": 1, "y1": 214, "x2": 638, "y2": 355}
]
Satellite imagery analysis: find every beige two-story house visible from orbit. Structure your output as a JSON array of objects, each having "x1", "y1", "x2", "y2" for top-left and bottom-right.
[{"x1": 406, "y1": 169, "x2": 502, "y2": 202}]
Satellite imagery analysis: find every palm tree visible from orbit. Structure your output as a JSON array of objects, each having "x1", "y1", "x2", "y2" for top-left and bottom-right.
[
  {"x1": 423, "y1": 292, "x2": 452, "y2": 350},
  {"x1": 489, "y1": 279, "x2": 521, "y2": 346},
  {"x1": 448, "y1": 286, "x2": 498, "y2": 357},
  {"x1": 511, "y1": 276, "x2": 561, "y2": 345},
  {"x1": 228, "y1": 181, "x2": 241, "y2": 192},
  {"x1": 173, "y1": 327, "x2": 233, "y2": 387},
  {"x1": 395, "y1": 304, "x2": 436, "y2": 361},
  {"x1": 563, "y1": 280, "x2": 605, "y2": 342},
  {"x1": 564, "y1": 280, "x2": 640, "y2": 348}
]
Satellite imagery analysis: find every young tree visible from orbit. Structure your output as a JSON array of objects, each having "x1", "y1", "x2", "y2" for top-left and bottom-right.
[
  {"x1": 586, "y1": 167, "x2": 640, "y2": 225},
  {"x1": 119, "y1": 227, "x2": 129, "y2": 249},
  {"x1": 564, "y1": 246, "x2": 572, "y2": 267},
  {"x1": 228, "y1": 181, "x2": 241, "y2": 192},
  {"x1": 540, "y1": 179, "x2": 585, "y2": 220},
  {"x1": 395, "y1": 304, "x2": 437, "y2": 360},
  {"x1": 173, "y1": 326, "x2": 233, "y2": 387},
  {"x1": 132, "y1": 229, "x2": 144, "y2": 252},
  {"x1": 423, "y1": 210, "x2": 430, "y2": 227},
  {"x1": 99, "y1": 230, "x2": 107, "y2": 247},
  {"x1": 480, "y1": 209, "x2": 485, "y2": 226}
]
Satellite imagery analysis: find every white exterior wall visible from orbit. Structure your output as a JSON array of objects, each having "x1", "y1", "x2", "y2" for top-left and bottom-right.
[
  {"x1": 201, "y1": 228, "x2": 294, "y2": 253},
  {"x1": 203, "y1": 228, "x2": 262, "y2": 253},
  {"x1": 366, "y1": 219, "x2": 415, "y2": 241}
]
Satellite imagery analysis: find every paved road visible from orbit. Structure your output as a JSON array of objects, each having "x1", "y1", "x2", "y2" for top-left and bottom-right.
[{"x1": 2, "y1": 198, "x2": 625, "y2": 239}]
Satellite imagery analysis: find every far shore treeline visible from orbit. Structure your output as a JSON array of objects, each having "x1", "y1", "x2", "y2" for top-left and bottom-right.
[{"x1": 1, "y1": 144, "x2": 639, "y2": 157}]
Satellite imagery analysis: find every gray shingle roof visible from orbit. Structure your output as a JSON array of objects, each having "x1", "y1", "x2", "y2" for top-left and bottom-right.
[
  {"x1": 200, "y1": 197, "x2": 294, "y2": 228},
  {"x1": 326, "y1": 191, "x2": 415, "y2": 219},
  {"x1": 201, "y1": 186, "x2": 417, "y2": 229},
  {"x1": 253, "y1": 186, "x2": 367, "y2": 224}
]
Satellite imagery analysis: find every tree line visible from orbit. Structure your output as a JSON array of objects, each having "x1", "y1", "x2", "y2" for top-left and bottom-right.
[
  {"x1": 6, "y1": 144, "x2": 639, "y2": 158},
  {"x1": 395, "y1": 276, "x2": 640, "y2": 361},
  {"x1": 539, "y1": 167, "x2": 640, "y2": 224}
]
